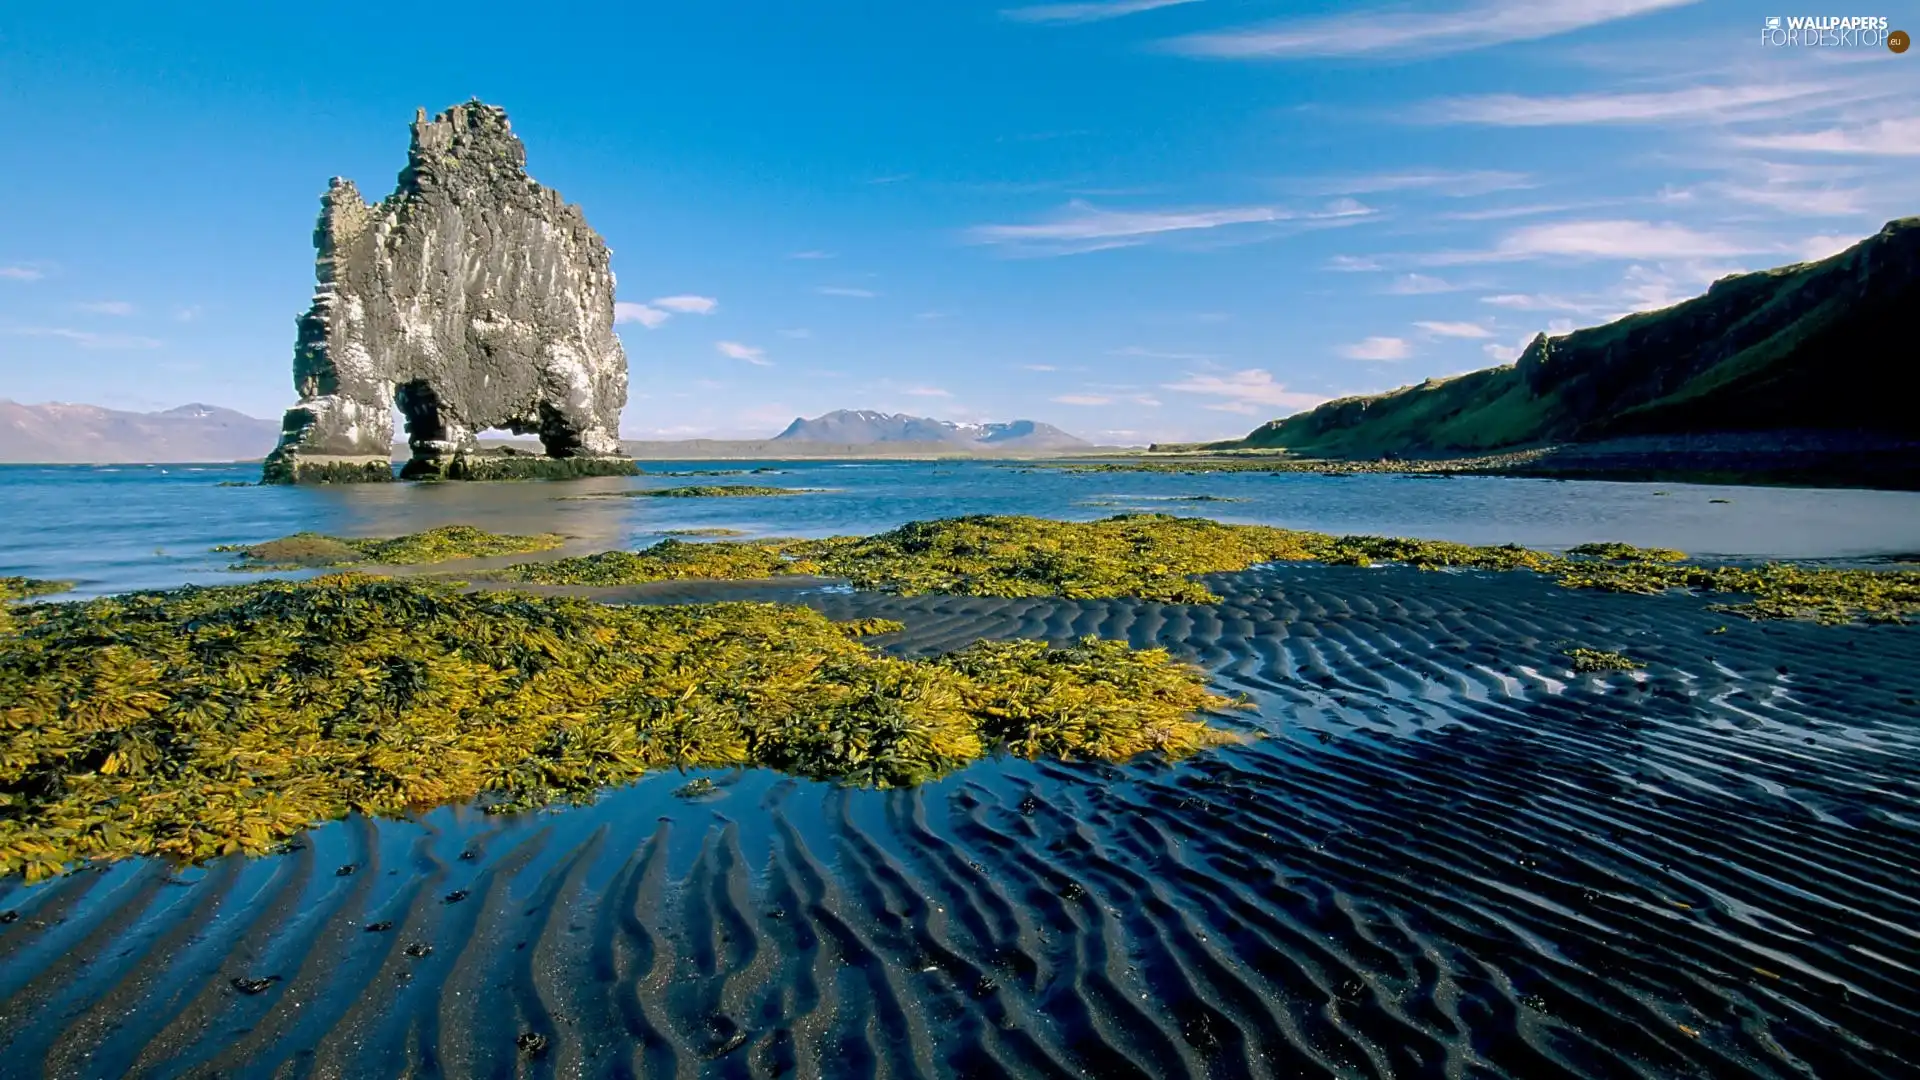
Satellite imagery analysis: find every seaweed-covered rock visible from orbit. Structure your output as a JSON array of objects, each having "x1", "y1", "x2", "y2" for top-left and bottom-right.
[{"x1": 262, "y1": 101, "x2": 629, "y2": 484}]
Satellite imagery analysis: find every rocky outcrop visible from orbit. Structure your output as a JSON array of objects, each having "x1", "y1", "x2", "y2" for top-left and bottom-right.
[{"x1": 263, "y1": 101, "x2": 632, "y2": 483}]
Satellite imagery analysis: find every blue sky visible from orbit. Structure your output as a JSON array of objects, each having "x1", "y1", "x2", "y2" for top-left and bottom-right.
[{"x1": 1, "y1": 2, "x2": 1913, "y2": 444}]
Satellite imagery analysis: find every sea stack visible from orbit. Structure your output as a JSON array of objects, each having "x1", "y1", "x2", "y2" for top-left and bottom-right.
[{"x1": 262, "y1": 101, "x2": 632, "y2": 483}]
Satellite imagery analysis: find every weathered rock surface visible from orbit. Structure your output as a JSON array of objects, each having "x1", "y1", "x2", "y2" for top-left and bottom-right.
[{"x1": 263, "y1": 101, "x2": 631, "y2": 483}]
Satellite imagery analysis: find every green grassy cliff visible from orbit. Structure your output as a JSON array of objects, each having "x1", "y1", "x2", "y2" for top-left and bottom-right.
[{"x1": 1224, "y1": 216, "x2": 1920, "y2": 456}]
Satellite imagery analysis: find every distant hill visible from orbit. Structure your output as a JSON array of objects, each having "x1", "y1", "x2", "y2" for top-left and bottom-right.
[
  {"x1": 1215, "y1": 216, "x2": 1920, "y2": 457},
  {"x1": 0, "y1": 401, "x2": 282, "y2": 463},
  {"x1": 774, "y1": 410, "x2": 1090, "y2": 451}
]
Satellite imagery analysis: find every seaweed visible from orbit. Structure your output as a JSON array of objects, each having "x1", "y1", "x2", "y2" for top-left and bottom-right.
[
  {"x1": 218, "y1": 525, "x2": 565, "y2": 570},
  {"x1": 1, "y1": 578, "x2": 75, "y2": 601},
  {"x1": 835, "y1": 618, "x2": 907, "y2": 637},
  {"x1": 500, "y1": 538, "x2": 811, "y2": 586},
  {"x1": 1568, "y1": 542, "x2": 1688, "y2": 562},
  {"x1": 659, "y1": 528, "x2": 749, "y2": 538},
  {"x1": 0, "y1": 575, "x2": 1233, "y2": 880},
  {"x1": 1566, "y1": 648, "x2": 1641, "y2": 673},
  {"x1": 492, "y1": 513, "x2": 1920, "y2": 621}
]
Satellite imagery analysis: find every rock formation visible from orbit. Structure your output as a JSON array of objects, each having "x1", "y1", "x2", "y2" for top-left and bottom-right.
[
  {"x1": 1220, "y1": 215, "x2": 1920, "y2": 457},
  {"x1": 262, "y1": 101, "x2": 632, "y2": 483}
]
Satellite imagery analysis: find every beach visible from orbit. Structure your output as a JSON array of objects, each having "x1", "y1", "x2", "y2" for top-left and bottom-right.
[{"x1": 3, "y1": 549, "x2": 1917, "y2": 1076}]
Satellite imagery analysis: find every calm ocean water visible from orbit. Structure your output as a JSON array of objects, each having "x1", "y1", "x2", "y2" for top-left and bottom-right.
[{"x1": 4, "y1": 460, "x2": 1919, "y2": 599}]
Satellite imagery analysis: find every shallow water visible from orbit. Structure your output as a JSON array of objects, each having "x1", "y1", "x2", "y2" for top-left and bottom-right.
[{"x1": 4, "y1": 461, "x2": 1920, "y2": 598}]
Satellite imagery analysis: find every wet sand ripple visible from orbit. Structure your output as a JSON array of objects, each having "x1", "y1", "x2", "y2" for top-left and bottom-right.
[{"x1": 1, "y1": 564, "x2": 1917, "y2": 1077}]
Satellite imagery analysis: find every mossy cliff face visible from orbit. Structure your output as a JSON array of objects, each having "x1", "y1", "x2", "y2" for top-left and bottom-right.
[
  {"x1": 1227, "y1": 217, "x2": 1920, "y2": 457},
  {"x1": 262, "y1": 101, "x2": 631, "y2": 485},
  {"x1": 0, "y1": 576, "x2": 1235, "y2": 881}
]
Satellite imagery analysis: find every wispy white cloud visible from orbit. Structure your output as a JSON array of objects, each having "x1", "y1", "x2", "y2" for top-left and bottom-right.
[
  {"x1": 615, "y1": 302, "x2": 671, "y2": 329},
  {"x1": 716, "y1": 341, "x2": 771, "y2": 366},
  {"x1": 1428, "y1": 83, "x2": 1832, "y2": 126},
  {"x1": 1003, "y1": 0, "x2": 1200, "y2": 24},
  {"x1": 1161, "y1": 369, "x2": 1327, "y2": 412},
  {"x1": 1113, "y1": 345, "x2": 1217, "y2": 361},
  {"x1": 1386, "y1": 273, "x2": 1462, "y2": 294},
  {"x1": 788, "y1": 250, "x2": 836, "y2": 260},
  {"x1": 173, "y1": 306, "x2": 203, "y2": 322},
  {"x1": 817, "y1": 286, "x2": 879, "y2": 298},
  {"x1": 1481, "y1": 292, "x2": 1595, "y2": 312},
  {"x1": 902, "y1": 386, "x2": 952, "y2": 397},
  {"x1": 0, "y1": 266, "x2": 43, "y2": 281},
  {"x1": 971, "y1": 199, "x2": 1374, "y2": 255},
  {"x1": 973, "y1": 201, "x2": 1283, "y2": 247},
  {"x1": 617, "y1": 294, "x2": 720, "y2": 328},
  {"x1": 1791, "y1": 234, "x2": 1858, "y2": 261},
  {"x1": 1054, "y1": 393, "x2": 1115, "y2": 406},
  {"x1": 779, "y1": 328, "x2": 812, "y2": 339},
  {"x1": 1422, "y1": 220, "x2": 1759, "y2": 266},
  {"x1": 1484, "y1": 333, "x2": 1535, "y2": 362},
  {"x1": 1023, "y1": 364, "x2": 1059, "y2": 371},
  {"x1": 1165, "y1": 0, "x2": 1698, "y2": 59},
  {"x1": 3, "y1": 326, "x2": 161, "y2": 349},
  {"x1": 1414, "y1": 321, "x2": 1493, "y2": 338},
  {"x1": 1315, "y1": 169, "x2": 1532, "y2": 197},
  {"x1": 1441, "y1": 200, "x2": 1610, "y2": 222},
  {"x1": 1339, "y1": 336, "x2": 1414, "y2": 361},
  {"x1": 1495, "y1": 220, "x2": 1753, "y2": 260},
  {"x1": 1327, "y1": 255, "x2": 1384, "y2": 272},
  {"x1": 1734, "y1": 118, "x2": 1920, "y2": 157},
  {"x1": 75, "y1": 300, "x2": 135, "y2": 316},
  {"x1": 653, "y1": 295, "x2": 718, "y2": 314}
]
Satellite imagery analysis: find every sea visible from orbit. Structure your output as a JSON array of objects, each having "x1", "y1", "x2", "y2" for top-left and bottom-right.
[{"x1": 5, "y1": 459, "x2": 1920, "y2": 598}]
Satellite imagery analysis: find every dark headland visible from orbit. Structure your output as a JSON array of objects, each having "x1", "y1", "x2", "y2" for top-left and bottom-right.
[{"x1": 1149, "y1": 217, "x2": 1920, "y2": 490}]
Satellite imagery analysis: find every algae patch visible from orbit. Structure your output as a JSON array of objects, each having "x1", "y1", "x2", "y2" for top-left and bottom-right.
[
  {"x1": 1565, "y1": 648, "x2": 1642, "y2": 673},
  {"x1": 217, "y1": 525, "x2": 565, "y2": 570},
  {"x1": 0, "y1": 575, "x2": 1236, "y2": 881},
  {"x1": 492, "y1": 513, "x2": 1920, "y2": 622},
  {"x1": 1, "y1": 578, "x2": 75, "y2": 601}
]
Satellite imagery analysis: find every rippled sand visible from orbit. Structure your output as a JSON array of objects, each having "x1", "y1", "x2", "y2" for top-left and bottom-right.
[{"x1": 2, "y1": 564, "x2": 1916, "y2": 1077}]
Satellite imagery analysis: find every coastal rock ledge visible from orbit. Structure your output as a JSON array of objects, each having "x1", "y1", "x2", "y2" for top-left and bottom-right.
[{"x1": 262, "y1": 101, "x2": 633, "y2": 483}]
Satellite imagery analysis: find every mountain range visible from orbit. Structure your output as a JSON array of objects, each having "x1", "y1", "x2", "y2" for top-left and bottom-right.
[
  {"x1": 0, "y1": 401, "x2": 283, "y2": 464},
  {"x1": 1213, "y1": 216, "x2": 1919, "y2": 457},
  {"x1": 774, "y1": 410, "x2": 1089, "y2": 450}
]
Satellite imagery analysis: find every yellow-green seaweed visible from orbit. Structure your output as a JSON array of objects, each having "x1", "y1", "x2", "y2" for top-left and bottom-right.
[
  {"x1": 1567, "y1": 542, "x2": 1688, "y2": 563},
  {"x1": 0, "y1": 574, "x2": 1235, "y2": 881},
  {"x1": 492, "y1": 513, "x2": 1920, "y2": 623},
  {"x1": 217, "y1": 524, "x2": 565, "y2": 570},
  {"x1": 2, "y1": 578, "x2": 75, "y2": 602},
  {"x1": 1566, "y1": 648, "x2": 1642, "y2": 673}
]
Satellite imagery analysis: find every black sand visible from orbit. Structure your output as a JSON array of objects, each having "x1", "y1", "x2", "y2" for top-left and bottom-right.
[{"x1": 1, "y1": 565, "x2": 1917, "y2": 1077}]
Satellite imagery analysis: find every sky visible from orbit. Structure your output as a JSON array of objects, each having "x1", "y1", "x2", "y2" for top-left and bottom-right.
[{"x1": 0, "y1": 2, "x2": 1913, "y2": 445}]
